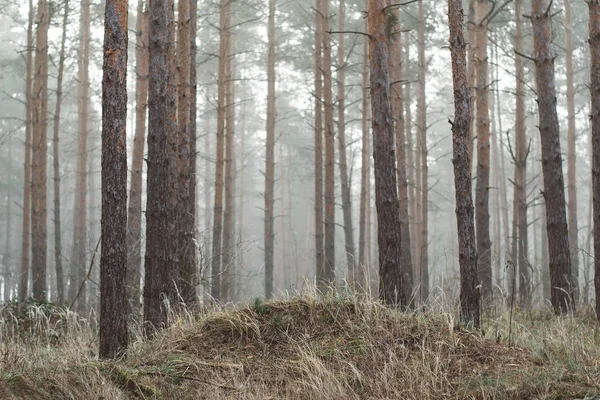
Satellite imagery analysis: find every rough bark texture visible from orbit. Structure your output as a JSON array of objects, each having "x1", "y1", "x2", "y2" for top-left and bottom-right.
[
  {"x1": 531, "y1": 0, "x2": 573, "y2": 313},
  {"x1": 100, "y1": 0, "x2": 129, "y2": 359},
  {"x1": 404, "y1": 35, "x2": 417, "y2": 275},
  {"x1": 322, "y1": 0, "x2": 336, "y2": 286},
  {"x1": 466, "y1": 0, "x2": 476, "y2": 166},
  {"x1": 31, "y1": 0, "x2": 50, "y2": 301},
  {"x1": 51, "y1": 0, "x2": 69, "y2": 305},
  {"x1": 368, "y1": 0, "x2": 409, "y2": 306},
  {"x1": 448, "y1": 0, "x2": 480, "y2": 329},
  {"x1": 189, "y1": 0, "x2": 198, "y2": 303},
  {"x1": 126, "y1": 0, "x2": 148, "y2": 317},
  {"x1": 337, "y1": 0, "x2": 356, "y2": 282},
  {"x1": 314, "y1": 0, "x2": 325, "y2": 289},
  {"x1": 69, "y1": 0, "x2": 91, "y2": 311},
  {"x1": 564, "y1": 0, "x2": 579, "y2": 303},
  {"x1": 417, "y1": 0, "x2": 429, "y2": 303},
  {"x1": 20, "y1": 0, "x2": 34, "y2": 302},
  {"x1": 389, "y1": 15, "x2": 414, "y2": 297},
  {"x1": 177, "y1": 0, "x2": 196, "y2": 304},
  {"x1": 473, "y1": 0, "x2": 491, "y2": 302},
  {"x1": 211, "y1": 0, "x2": 229, "y2": 301},
  {"x1": 144, "y1": 0, "x2": 177, "y2": 332},
  {"x1": 590, "y1": 0, "x2": 600, "y2": 319},
  {"x1": 265, "y1": 0, "x2": 276, "y2": 298},
  {"x1": 513, "y1": 0, "x2": 530, "y2": 306}
]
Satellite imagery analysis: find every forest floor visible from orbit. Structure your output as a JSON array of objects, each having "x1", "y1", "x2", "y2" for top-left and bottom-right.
[{"x1": 0, "y1": 294, "x2": 599, "y2": 399}]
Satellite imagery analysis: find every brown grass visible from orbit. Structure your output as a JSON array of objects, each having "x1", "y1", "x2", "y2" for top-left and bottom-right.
[{"x1": 0, "y1": 294, "x2": 599, "y2": 399}]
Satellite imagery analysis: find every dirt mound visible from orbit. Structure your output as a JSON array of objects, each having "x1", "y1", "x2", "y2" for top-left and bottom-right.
[{"x1": 2, "y1": 297, "x2": 599, "y2": 399}]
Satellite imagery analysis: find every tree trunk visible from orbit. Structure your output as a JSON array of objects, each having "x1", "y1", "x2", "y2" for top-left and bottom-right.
[
  {"x1": 368, "y1": 0, "x2": 410, "y2": 307},
  {"x1": 322, "y1": 0, "x2": 336, "y2": 286},
  {"x1": 126, "y1": 0, "x2": 148, "y2": 317},
  {"x1": 314, "y1": 0, "x2": 325, "y2": 289},
  {"x1": 417, "y1": 0, "x2": 429, "y2": 302},
  {"x1": 100, "y1": 0, "x2": 129, "y2": 358},
  {"x1": 265, "y1": 0, "x2": 276, "y2": 298},
  {"x1": 389, "y1": 13, "x2": 414, "y2": 296},
  {"x1": 19, "y1": 0, "x2": 35, "y2": 302},
  {"x1": 531, "y1": 0, "x2": 573, "y2": 313},
  {"x1": 337, "y1": 0, "x2": 356, "y2": 282},
  {"x1": 474, "y1": 0, "x2": 492, "y2": 303},
  {"x1": 31, "y1": 0, "x2": 50, "y2": 301},
  {"x1": 448, "y1": 0, "x2": 480, "y2": 329},
  {"x1": 144, "y1": 0, "x2": 178, "y2": 332},
  {"x1": 177, "y1": 0, "x2": 196, "y2": 304},
  {"x1": 589, "y1": 0, "x2": 600, "y2": 319},
  {"x1": 211, "y1": 0, "x2": 229, "y2": 301},
  {"x1": 189, "y1": 0, "x2": 198, "y2": 303},
  {"x1": 467, "y1": 0, "x2": 476, "y2": 166},
  {"x1": 404, "y1": 34, "x2": 417, "y2": 276},
  {"x1": 564, "y1": 0, "x2": 579, "y2": 303}
]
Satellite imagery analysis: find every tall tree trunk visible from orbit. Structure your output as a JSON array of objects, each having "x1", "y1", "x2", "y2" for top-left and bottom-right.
[
  {"x1": 531, "y1": 0, "x2": 573, "y2": 313},
  {"x1": 417, "y1": 0, "x2": 429, "y2": 302},
  {"x1": 564, "y1": 0, "x2": 579, "y2": 303},
  {"x1": 177, "y1": 0, "x2": 196, "y2": 304},
  {"x1": 474, "y1": 0, "x2": 492, "y2": 303},
  {"x1": 126, "y1": 0, "x2": 148, "y2": 317},
  {"x1": 31, "y1": 0, "x2": 50, "y2": 301},
  {"x1": 357, "y1": 11, "x2": 369, "y2": 292},
  {"x1": 404, "y1": 34, "x2": 417, "y2": 275},
  {"x1": 389, "y1": 13, "x2": 414, "y2": 295},
  {"x1": 51, "y1": 0, "x2": 69, "y2": 305},
  {"x1": 368, "y1": 0, "x2": 410, "y2": 306},
  {"x1": 189, "y1": 0, "x2": 198, "y2": 303},
  {"x1": 448, "y1": 0, "x2": 480, "y2": 329},
  {"x1": 20, "y1": 0, "x2": 35, "y2": 301},
  {"x1": 322, "y1": 0, "x2": 336, "y2": 286},
  {"x1": 467, "y1": 0, "x2": 476, "y2": 166},
  {"x1": 265, "y1": 0, "x2": 276, "y2": 298},
  {"x1": 4, "y1": 171, "x2": 12, "y2": 302},
  {"x1": 70, "y1": 0, "x2": 92, "y2": 311},
  {"x1": 211, "y1": 0, "x2": 229, "y2": 301},
  {"x1": 144, "y1": 0, "x2": 178, "y2": 332},
  {"x1": 589, "y1": 0, "x2": 600, "y2": 319},
  {"x1": 100, "y1": 0, "x2": 129, "y2": 358},
  {"x1": 337, "y1": 0, "x2": 356, "y2": 281},
  {"x1": 314, "y1": 0, "x2": 325, "y2": 289},
  {"x1": 513, "y1": 0, "x2": 530, "y2": 307}
]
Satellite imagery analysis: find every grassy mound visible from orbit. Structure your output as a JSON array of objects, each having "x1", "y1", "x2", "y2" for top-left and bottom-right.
[{"x1": 1, "y1": 296, "x2": 599, "y2": 399}]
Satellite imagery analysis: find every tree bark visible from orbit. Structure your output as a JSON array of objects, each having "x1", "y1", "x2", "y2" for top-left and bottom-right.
[
  {"x1": 126, "y1": 0, "x2": 148, "y2": 317},
  {"x1": 144, "y1": 0, "x2": 178, "y2": 332},
  {"x1": 189, "y1": 0, "x2": 198, "y2": 303},
  {"x1": 20, "y1": 0, "x2": 35, "y2": 302},
  {"x1": 564, "y1": 0, "x2": 579, "y2": 303},
  {"x1": 404, "y1": 34, "x2": 417, "y2": 276},
  {"x1": 531, "y1": 0, "x2": 573, "y2": 313},
  {"x1": 100, "y1": 0, "x2": 129, "y2": 358},
  {"x1": 337, "y1": 0, "x2": 357, "y2": 282},
  {"x1": 448, "y1": 0, "x2": 480, "y2": 329},
  {"x1": 589, "y1": 0, "x2": 600, "y2": 319},
  {"x1": 265, "y1": 0, "x2": 276, "y2": 298},
  {"x1": 31, "y1": 0, "x2": 50, "y2": 301},
  {"x1": 314, "y1": 0, "x2": 325, "y2": 289},
  {"x1": 368, "y1": 0, "x2": 410, "y2": 306}
]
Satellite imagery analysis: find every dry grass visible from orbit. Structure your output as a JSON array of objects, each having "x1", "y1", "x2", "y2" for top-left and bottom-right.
[{"x1": 0, "y1": 294, "x2": 599, "y2": 399}]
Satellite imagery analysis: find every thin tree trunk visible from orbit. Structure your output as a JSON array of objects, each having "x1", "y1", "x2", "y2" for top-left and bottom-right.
[
  {"x1": 144, "y1": 0, "x2": 178, "y2": 332},
  {"x1": 126, "y1": 0, "x2": 148, "y2": 317},
  {"x1": 51, "y1": 0, "x2": 69, "y2": 305},
  {"x1": 589, "y1": 0, "x2": 600, "y2": 319},
  {"x1": 99, "y1": 0, "x2": 129, "y2": 358},
  {"x1": 448, "y1": 0, "x2": 480, "y2": 329},
  {"x1": 417, "y1": 0, "x2": 429, "y2": 302},
  {"x1": 474, "y1": 0, "x2": 492, "y2": 303},
  {"x1": 322, "y1": 0, "x2": 336, "y2": 286},
  {"x1": 467, "y1": 0, "x2": 476, "y2": 166},
  {"x1": 189, "y1": 0, "x2": 198, "y2": 303},
  {"x1": 564, "y1": 0, "x2": 579, "y2": 303},
  {"x1": 368, "y1": 0, "x2": 410, "y2": 306},
  {"x1": 531, "y1": 0, "x2": 573, "y2": 313},
  {"x1": 404, "y1": 34, "x2": 417, "y2": 276},
  {"x1": 265, "y1": 0, "x2": 276, "y2": 298},
  {"x1": 19, "y1": 0, "x2": 35, "y2": 301},
  {"x1": 389, "y1": 13, "x2": 414, "y2": 295},
  {"x1": 314, "y1": 0, "x2": 325, "y2": 288},
  {"x1": 211, "y1": 0, "x2": 229, "y2": 301},
  {"x1": 337, "y1": 0, "x2": 356, "y2": 281},
  {"x1": 31, "y1": 0, "x2": 50, "y2": 301}
]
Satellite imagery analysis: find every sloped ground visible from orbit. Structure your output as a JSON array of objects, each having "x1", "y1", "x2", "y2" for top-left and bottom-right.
[{"x1": 0, "y1": 296, "x2": 599, "y2": 399}]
